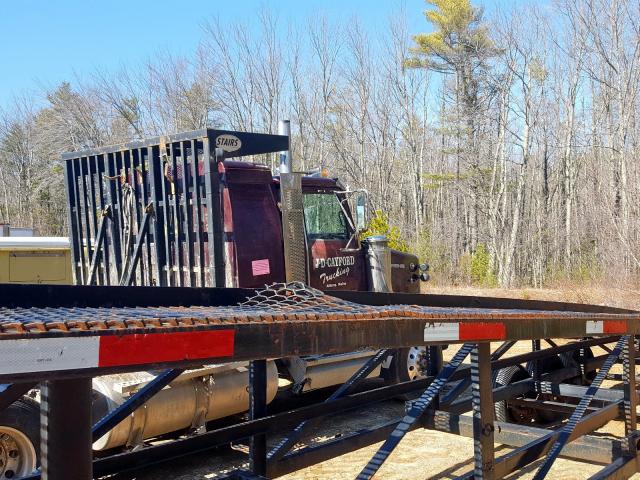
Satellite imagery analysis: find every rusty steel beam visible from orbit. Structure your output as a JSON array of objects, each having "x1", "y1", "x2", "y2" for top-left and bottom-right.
[
  {"x1": 590, "y1": 455, "x2": 640, "y2": 480},
  {"x1": 272, "y1": 407, "x2": 623, "y2": 478},
  {"x1": 455, "y1": 401, "x2": 622, "y2": 479},
  {"x1": 533, "y1": 337, "x2": 626, "y2": 479}
]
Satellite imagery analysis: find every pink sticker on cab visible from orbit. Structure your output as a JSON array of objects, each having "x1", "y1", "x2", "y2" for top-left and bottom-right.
[{"x1": 252, "y1": 259, "x2": 270, "y2": 276}]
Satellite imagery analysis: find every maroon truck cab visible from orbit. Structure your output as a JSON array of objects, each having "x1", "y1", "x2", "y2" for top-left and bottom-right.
[
  {"x1": 63, "y1": 127, "x2": 422, "y2": 294},
  {"x1": 220, "y1": 161, "x2": 420, "y2": 293}
]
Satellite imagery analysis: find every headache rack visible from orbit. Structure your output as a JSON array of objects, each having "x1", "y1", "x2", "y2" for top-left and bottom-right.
[{"x1": 63, "y1": 128, "x2": 288, "y2": 289}]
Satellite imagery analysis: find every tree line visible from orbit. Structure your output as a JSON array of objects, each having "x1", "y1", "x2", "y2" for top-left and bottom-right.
[{"x1": 1, "y1": 0, "x2": 639, "y2": 288}]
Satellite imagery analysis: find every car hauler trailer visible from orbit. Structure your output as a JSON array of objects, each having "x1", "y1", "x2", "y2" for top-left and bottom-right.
[{"x1": 0, "y1": 282, "x2": 639, "y2": 479}]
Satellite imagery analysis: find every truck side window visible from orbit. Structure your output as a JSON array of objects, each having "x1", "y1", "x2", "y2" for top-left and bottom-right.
[{"x1": 303, "y1": 193, "x2": 349, "y2": 240}]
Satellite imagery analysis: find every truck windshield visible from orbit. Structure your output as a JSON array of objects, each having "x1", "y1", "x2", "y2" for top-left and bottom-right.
[{"x1": 303, "y1": 193, "x2": 350, "y2": 240}]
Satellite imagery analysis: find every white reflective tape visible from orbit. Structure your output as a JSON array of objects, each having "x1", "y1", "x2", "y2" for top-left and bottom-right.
[
  {"x1": 424, "y1": 322, "x2": 460, "y2": 342},
  {"x1": 0, "y1": 337, "x2": 100, "y2": 374},
  {"x1": 586, "y1": 321, "x2": 604, "y2": 335}
]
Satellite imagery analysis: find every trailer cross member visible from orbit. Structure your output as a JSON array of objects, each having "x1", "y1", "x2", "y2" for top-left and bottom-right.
[
  {"x1": 357, "y1": 343, "x2": 474, "y2": 480},
  {"x1": 267, "y1": 348, "x2": 391, "y2": 466},
  {"x1": 534, "y1": 336, "x2": 627, "y2": 479}
]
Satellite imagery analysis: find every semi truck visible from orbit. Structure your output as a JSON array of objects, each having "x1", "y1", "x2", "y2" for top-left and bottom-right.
[{"x1": 0, "y1": 124, "x2": 430, "y2": 477}]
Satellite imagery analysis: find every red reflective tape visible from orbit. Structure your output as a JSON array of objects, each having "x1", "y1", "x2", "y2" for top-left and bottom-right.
[
  {"x1": 603, "y1": 321, "x2": 627, "y2": 334},
  {"x1": 459, "y1": 322, "x2": 506, "y2": 341},
  {"x1": 98, "y1": 329, "x2": 235, "y2": 367}
]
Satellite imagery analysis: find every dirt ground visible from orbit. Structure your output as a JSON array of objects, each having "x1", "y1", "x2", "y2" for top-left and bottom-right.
[{"x1": 124, "y1": 286, "x2": 640, "y2": 480}]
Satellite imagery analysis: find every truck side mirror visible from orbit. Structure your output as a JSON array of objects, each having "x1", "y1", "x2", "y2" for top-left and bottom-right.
[{"x1": 356, "y1": 192, "x2": 367, "y2": 232}]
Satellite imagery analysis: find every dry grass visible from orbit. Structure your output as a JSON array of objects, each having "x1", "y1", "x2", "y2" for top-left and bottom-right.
[{"x1": 424, "y1": 283, "x2": 640, "y2": 311}]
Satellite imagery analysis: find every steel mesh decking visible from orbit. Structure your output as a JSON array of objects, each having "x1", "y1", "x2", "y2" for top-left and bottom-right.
[{"x1": 0, "y1": 283, "x2": 637, "y2": 337}]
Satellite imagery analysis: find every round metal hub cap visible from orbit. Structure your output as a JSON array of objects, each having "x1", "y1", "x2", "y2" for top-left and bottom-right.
[
  {"x1": 0, "y1": 427, "x2": 36, "y2": 478},
  {"x1": 406, "y1": 346, "x2": 428, "y2": 380}
]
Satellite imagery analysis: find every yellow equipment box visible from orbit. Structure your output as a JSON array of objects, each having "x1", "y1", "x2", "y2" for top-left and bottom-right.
[{"x1": 0, "y1": 237, "x2": 72, "y2": 284}]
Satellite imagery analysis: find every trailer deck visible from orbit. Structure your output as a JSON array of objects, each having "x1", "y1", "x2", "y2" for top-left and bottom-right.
[
  {"x1": 1, "y1": 283, "x2": 639, "y2": 479},
  {"x1": 0, "y1": 283, "x2": 636, "y2": 381}
]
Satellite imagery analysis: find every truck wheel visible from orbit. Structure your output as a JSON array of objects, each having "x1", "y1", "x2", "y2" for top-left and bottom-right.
[
  {"x1": 384, "y1": 347, "x2": 428, "y2": 383},
  {"x1": 383, "y1": 347, "x2": 428, "y2": 400},
  {"x1": 0, "y1": 398, "x2": 39, "y2": 478},
  {"x1": 493, "y1": 366, "x2": 537, "y2": 424}
]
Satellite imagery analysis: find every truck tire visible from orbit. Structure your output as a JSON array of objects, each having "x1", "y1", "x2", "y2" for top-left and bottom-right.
[
  {"x1": 493, "y1": 365, "x2": 535, "y2": 423},
  {"x1": 525, "y1": 354, "x2": 564, "y2": 378},
  {"x1": 383, "y1": 347, "x2": 428, "y2": 382},
  {"x1": 559, "y1": 347, "x2": 595, "y2": 385},
  {"x1": 0, "y1": 397, "x2": 39, "y2": 478},
  {"x1": 525, "y1": 355, "x2": 567, "y2": 423}
]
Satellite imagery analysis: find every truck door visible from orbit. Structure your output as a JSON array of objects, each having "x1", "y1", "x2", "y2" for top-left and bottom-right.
[
  {"x1": 303, "y1": 190, "x2": 366, "y2": 291},
  {"x1": 223, "y1": 162, "x2": 286, "y2": 288}
]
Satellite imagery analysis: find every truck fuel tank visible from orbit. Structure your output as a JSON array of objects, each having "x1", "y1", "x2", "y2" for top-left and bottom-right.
[{"x1": 92, "y1": 361, "x2": 278, "y2": 451}]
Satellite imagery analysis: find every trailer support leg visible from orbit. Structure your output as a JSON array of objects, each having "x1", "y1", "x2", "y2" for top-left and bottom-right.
[
  {"x1": 249, "y1": 360, "x2": 268, "y2": 477},
  {"x1": 471, "y1": 342, "x2": 494, "y2": 479},
  {"x1": 531, "y1": 339, "x2": 541, "y2": 382},
  {"x1": 427, "y1": 346, "x2": 443, "y2": 408},
  {"x1": 40, "y1": 378, "x2": 92, "y2": 480}
]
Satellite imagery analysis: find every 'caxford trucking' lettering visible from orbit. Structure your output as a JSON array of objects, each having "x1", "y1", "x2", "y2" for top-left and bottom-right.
[
  {"x1": 320, "y1": 267, "x2": 350, "y2": 285},
  {"x1": 314, "y1": 256, "x2": 355, "y2": 269}
]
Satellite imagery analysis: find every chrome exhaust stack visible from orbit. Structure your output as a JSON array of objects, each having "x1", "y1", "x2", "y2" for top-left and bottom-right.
[{"x1": 363, "y1": 235, "x2": 393, "y2": 293}]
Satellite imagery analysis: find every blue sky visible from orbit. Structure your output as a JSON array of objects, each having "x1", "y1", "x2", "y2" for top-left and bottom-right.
[{"x1": 0, "y1": 0, "x2": 521, "y2": 107}]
